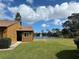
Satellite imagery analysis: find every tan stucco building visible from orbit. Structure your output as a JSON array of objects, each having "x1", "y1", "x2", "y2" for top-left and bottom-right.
[{"x1": 0, "y1": 20, "x2": 33, "y2": 44}]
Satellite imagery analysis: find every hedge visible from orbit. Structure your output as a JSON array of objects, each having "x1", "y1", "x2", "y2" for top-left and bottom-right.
[
  {"x1": 0, "y1": 38, "x2": 11, "y2": 49},
  {"x1": 74, "y1": 38, "x2": 79, "y2": 49}
]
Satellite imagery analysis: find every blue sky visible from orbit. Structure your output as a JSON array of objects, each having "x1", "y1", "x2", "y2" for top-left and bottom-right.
[{"x1": 0, "y1": 0, "x2": 79, "y2": 32}]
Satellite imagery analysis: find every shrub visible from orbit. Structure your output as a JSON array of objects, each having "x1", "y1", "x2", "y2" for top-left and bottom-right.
[
  {"x1": 74, "y1": 38, "x2": 79, "y2": 49},
  {"x1": 0, "y1": 38, "x2": 11, "y2": 49}
]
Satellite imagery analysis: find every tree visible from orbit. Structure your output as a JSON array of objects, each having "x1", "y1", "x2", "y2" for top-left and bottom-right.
[
  {"x1": 52, "y1": 28, "x2": 61, "y2": 37},
  {"x1": 62, "y1": 13, "x2": 79, "y2": 37},
  {"x1": 47, "y1": 30, "x2": 53, "y2": 37},
  {"x1": 15, "y1": 12, "x2": 22, "y2": 25}
]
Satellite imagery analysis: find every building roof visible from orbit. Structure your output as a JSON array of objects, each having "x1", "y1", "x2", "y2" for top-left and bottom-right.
[
  {"x1": 17, "y1": 26, "x2": 33, "y2": 31},
  {"x1": 0, "y1": 20, "x2": 33, "y2": 32},
  {"x1": 0, "y1": 20, "x2": 18, "y2": 27}
]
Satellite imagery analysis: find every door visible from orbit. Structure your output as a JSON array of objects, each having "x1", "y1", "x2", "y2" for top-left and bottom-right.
[
  {"x1": 22, "y1": 32, "x2": 31, "y2": 42},
  {"x1": 17, "y1": 31, "x2": 22, "y2": 41},
  {"x1": 25, "y1": 32, "x2": 30, "y2": 41}
]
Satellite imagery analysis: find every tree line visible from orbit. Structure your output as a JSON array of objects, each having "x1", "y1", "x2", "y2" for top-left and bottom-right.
[{"x1": 35, "y1": 13, "x2": 79, "y2": 38}]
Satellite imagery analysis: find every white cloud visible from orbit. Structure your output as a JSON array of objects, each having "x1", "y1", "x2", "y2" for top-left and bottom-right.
[
  {"x1": 52, "y1": 2, "x2": 79, "y2": 19},
  {"x1": 26, "y1": 0, "x2": 34, "y2": 4},
  {"x1": 18, "y1": 4, "x2": 39, "y2": 22},
  {"x1": 0, "y1": 2, "x2": 14, "y2": 20},
  {"x1": 8, "y1": 2, "x2": 79, "y2": 24},
  {"x1": 0, "y1": 0, "x2": 14, "y2": 6},
  {"x1": 8, "y1": 4, "x2": 41, "y2": 23},
  {"x1": 0, "y1": 3, "x2": 6, "y2": 16},
  {"x1": 36, "y1": 6, "x2": 50, "y2": 21},
  {"x1": 0, "y1": 3, "x2": 6, "y2": 10},
  {"x1": 47, "y1": 19, "x2": 68, "y2": 26},
  {"x1": 52, "y1": 2, "x2": 69, "y2": 19},
  {"x1": 41, "y1": 23, "x2": 49, "y2": 29},
  {"x1": 54, "y1": 19, "x2": 62, "y2": 25},
  {"x1": 8, "y1": 7, "x2": 18, "y2": 14},
  {"x1": 53, "y1": 19, "x2": 66, "y2": 25}
]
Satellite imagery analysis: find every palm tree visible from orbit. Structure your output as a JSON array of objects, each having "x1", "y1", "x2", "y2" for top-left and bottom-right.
[{"x1": 15, "y1": 12, "x2": 22, "y2": 26}]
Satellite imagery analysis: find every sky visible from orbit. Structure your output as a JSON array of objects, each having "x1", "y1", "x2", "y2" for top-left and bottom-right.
[{"x1": 0, "y1": 0, "x2": 79, "y2": 32}]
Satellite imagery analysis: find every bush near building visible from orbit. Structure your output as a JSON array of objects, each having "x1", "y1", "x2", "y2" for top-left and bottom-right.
[{"x1": 0, "y1": 38, "x2": 11, "y2": 49}]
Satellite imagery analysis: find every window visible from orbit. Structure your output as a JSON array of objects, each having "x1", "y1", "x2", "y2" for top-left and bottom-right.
[{"x1": 24, "y1": 32, "x2": 30, "y2": 37}]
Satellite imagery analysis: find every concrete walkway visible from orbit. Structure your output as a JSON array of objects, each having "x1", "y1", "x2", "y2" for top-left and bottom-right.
[{"x1": 0, "y1": 41, "x2": 22, "y2": 51}]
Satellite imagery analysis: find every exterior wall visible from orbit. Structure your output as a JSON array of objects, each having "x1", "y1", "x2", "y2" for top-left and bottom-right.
[
  {"x1": 30, "y1": 32, "x2": 33, "y2": 42},
  {"x1": 0, "y1": 31, "x2": 3, "y2": 39},
  {"x1": 3, "y1": 29, "x2": 7, "y2": 38},
  {"x1": 6, "y1": 22, "x2": 21, "y2": 44},
  {"x1": 22, "y1": 32, "x2": 33, "y2": 42},
  {"x1": 0, "y1": 28, "x2": 7, "y2": 39}
]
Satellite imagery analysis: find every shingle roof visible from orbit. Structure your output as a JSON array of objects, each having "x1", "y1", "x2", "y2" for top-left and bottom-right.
[
  {"x1": 17, "y1": 26, "x2": 33, "y2": 31},
  {"x1": 0, "y1": 20, "x2": 33, "y2": 31},
  {"x1": 0, "y1": 20, "x2": 18, "y2": 27}
]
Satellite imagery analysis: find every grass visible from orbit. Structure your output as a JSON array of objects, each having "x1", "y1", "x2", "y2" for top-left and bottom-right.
[{"x1": 0, "y1": 38, "x2": 78, "y2": 59}]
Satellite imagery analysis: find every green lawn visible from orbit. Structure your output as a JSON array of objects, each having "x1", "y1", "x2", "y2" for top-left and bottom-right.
[{"x1": 0, "y1": 38, "x2": 78, "y2": 59}]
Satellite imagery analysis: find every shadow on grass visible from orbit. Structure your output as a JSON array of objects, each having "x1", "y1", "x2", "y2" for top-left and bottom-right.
[{"x1": 56, "y1": 50, "x2": 79, "y2": 59}]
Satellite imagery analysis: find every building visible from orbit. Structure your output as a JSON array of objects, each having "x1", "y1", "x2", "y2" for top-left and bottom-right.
[{"x1": 0, "y1": 20, "x2": 33, "y2": 44}]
